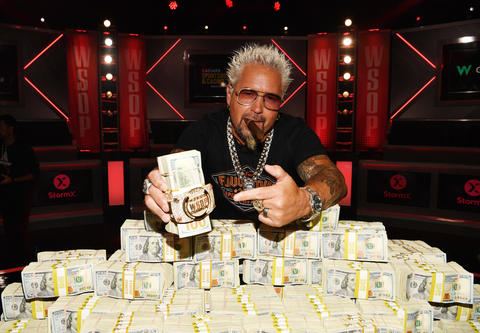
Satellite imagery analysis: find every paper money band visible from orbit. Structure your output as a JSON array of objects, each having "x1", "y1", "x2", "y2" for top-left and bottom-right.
[
  {"x1": 122, "y1": 262, "x2": 140, "y2": 299},
  {"x1": 169, "y1": 184, "x2": 215, "y2": 223},
  {"x1": 355, "y1": 269, "x2": 370, "y2": 299},
  {"x1": 52, "y1": 263, "x2": 68, "y2": 297}
]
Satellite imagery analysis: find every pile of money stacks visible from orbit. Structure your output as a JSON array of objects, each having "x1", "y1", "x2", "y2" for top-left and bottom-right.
[{"x1": 2, "y1": 198, "x2": 480, "y2": 332}]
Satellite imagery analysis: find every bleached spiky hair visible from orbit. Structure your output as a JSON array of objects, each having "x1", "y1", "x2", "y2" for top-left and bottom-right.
[{"x1": 226, "y1": 43, "x2": 293, "y2": 99}]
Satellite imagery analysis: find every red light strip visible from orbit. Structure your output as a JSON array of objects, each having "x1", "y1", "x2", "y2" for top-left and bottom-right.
[
  {"x1": 271, "y1": 39, "x2": 306, "y2": 75},
  {"x1": 24, "y1": 77, "x2": 69, "y2": 120},
  {"x1": 146, "y1": 38, "x2": 182, "y2": 74},
  {"x1": 390, "y1": 76, "x2": 435, "y2": 120},
  {"x1": 396, "y1": 33, "x2": 436, "y2": 69},
  {"x1": 281, "y1": 81, "x2": 306, "y2": 107},
  {"x1": 24, "y1": 34, "x2": 64, "y2": 70},
  {"x1": 147, "y1": 81, "x2": 184, "y2": 119}
]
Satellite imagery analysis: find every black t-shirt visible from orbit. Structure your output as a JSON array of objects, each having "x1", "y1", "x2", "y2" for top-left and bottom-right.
[{"x1": 174, "y1": 109, "x2": 327, "y2": 223}]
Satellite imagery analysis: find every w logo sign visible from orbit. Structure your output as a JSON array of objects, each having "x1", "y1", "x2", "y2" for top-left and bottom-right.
[{"x1": 457, "y1": 65, "x2": 472, "y2": 76}]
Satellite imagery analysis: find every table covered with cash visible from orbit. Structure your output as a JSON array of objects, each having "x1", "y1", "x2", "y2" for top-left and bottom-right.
[{"x1": 2, "y1": 203, "x2": 479, "y2": 333}]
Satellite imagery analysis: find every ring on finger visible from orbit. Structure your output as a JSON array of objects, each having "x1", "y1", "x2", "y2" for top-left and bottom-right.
[
  {"x1": 253, "y1": 199, "x2": 264, "y2": 212},
  {"x1": 262, "y1": 208, "x2": 269, "y2": 218},
  {"x1": 142, "y1": 179, "x2": 153, "y2": 195}
]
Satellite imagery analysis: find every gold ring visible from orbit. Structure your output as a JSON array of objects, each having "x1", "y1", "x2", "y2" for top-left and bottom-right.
[{"x1": 253, "y1": 199, "x2": 264, "y2": 212}]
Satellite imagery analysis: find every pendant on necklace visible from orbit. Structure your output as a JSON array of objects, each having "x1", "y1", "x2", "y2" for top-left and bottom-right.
[{"x1": 243, "y1": 179, "x2": 255, "y2": 191}]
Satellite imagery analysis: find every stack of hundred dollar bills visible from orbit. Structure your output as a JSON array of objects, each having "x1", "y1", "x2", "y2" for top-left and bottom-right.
[{"x1": 157, "y1": 149, "x2": 212, "y2": 238}]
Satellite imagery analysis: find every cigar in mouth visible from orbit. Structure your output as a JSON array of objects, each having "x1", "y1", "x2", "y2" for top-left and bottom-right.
[{"x1": 247, "y1": 120, "x2": 265, "y2": 142}]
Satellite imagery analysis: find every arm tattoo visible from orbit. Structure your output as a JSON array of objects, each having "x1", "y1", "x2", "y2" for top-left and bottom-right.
[{"x1": 297, "y1": 155, "x2": 347, "y2": 209}]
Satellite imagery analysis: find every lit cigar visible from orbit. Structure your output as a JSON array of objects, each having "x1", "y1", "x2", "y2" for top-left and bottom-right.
[{"x1": 247, "y1": 120, "x2": 265, "y2": 142}]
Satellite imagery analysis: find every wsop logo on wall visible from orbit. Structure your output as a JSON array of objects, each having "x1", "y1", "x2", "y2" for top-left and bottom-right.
[
  {"x1": 366, "y1": 170, "x2": 431, "y2": 207},
  {"x1": 437, "y1": 174, "x2": 480, "y2": 213}
]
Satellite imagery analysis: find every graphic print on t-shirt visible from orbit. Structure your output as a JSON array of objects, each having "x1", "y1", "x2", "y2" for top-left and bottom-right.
[{"x1": 211, "y1": 165, "x2": 275, "y2": 212}]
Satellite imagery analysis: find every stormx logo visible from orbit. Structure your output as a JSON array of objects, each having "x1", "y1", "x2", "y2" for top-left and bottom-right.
[
  {"x1": 384, "y1": 174, "x2": 412, "y2": 199},
  {"x1": 49, "y1": 174, "x2": 76, "y2": 199},
  {"x1": 457, "y1": 65, "x2": 480, "y2": 76},
  {"x1": 457, "y1": 179, "x2": 480, "y2": 205}
]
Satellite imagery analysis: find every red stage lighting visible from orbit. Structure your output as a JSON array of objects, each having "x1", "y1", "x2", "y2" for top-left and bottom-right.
[
  {"x1": 226, "y1": 0, "x2": 233, "y2": 7},
  {"x1": 274, "y1": 2, "x2": 280, "y2": 11},
  {"x1": 169, "y1": 1, "x2": 178, "y2": 10},
  {"x1": 416, "y1": 16, "x2": 421, "y2": 21},
  {"x1": 243, "y1": 26, "x2": 247, "y2": 30}
]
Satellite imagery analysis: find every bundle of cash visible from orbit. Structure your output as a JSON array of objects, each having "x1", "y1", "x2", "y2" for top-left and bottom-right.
[
  {"x1": 163, "y1": 314, "x2": 244, "y2": 333},
  {"x1": 432, "y1": 302, "x2": 471, "y2": 322},
  {"x1": 107, "y1": 250, "x2": 125, "y2": 262},
  {"x1": 434, "y1": 320, "x2": 480, "y2": 333},
  {"x1": 295, "y1": 204, "x2": 340, "y2": 232},
  {"x1": 242, "y1": 313, "x2": 325, "y2": 333},
  {"x1": 322, "y1": 259, "x2": 395, "y2": 300},
  {"x1": 392, "y1": 261, "x2": 474, "y2": 304},
  {"x1": 283, "y1": 285, "x2": 325, "y2": 299},
  {"x1": 126, "y1": 288, "x2": 205, "y2": 316},
  {"x1": 93, "y1": 261, "x2": 173, "y2": 300},
  {"x1": 322, "y1": 314, "x2": 404, "y2": 333},
  {"x1": 1, "y1": 283, "x2": 54, "y2": 320},
  {"x1": 432, "y1": 285, "x2": 480, "y2": 322},
  {"x1": 120, "y1": 219, "x2": 146, "y2": 251},
  {"x1": 307, "y1": 259, "x2": 322, "y2": 285},
  {"x1": 194, "y1": 226, "x2": 256, "y2": 262},
  {"x1": 258, "y1": 224, "x2": 321, "y2": 258},
  {"x1": 211, "y1": 219, "x2": 256, "y2": 228},
  {"x1": 21, "y1": 259, "x2": 98, "y2": 299},
  {"x1": 283, "y1": 295, "x2": 358, "y2": 318},
  {"x1": 338, "y1": 220, "x2": 385, "y2": 231},
  {"x1": 472, "y1": 284, "x2": 480, "y2": 321},
  {"x1": 125, "y1": 230, "x2": 192, "y2": 262},
  {"x1": 157, "y1": 150, "x2": 213, "y2": 238},
  {"x1": 48, "y1": 293, "x2": 93, "y2": 333},
  {"x1": 209, "y1": 285, "x2": 279, "y2": 299},
  {"x1": 356, "y1": 298, "x2": 434, "y2": 333},
  {"x1": 173, "y1": 260, "x2": 240, "y2": 290},
  {"x1": 209, "y1": 295, "x2": 286, "y2": 315},
  {"x1": 78, "y1": 312, "x2": 164, "y2": 333},
  {"x1": 242, "y1": 257, "x2": 308, "y2": 286},
  {"x1": 388, "y1": 239, "x2": 447, "y2": 263},
  {"x1": 320, "y1": 229, "x2": 388, "y2": 262},
  {"x1": 37, "y1": 249, "x2": 106, "y2": 262},
  {"x1": 0, "y1": 319, "x2": 48, "y2": 333},
  {"x1": 48, "y1": 293, "x2": 130, "y2": 333}
]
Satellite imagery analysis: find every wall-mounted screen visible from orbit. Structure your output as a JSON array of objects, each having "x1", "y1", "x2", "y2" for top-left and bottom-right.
[
  {"x1": 185, "y1": 51, "x2": 230, "y2": 105},
  {"x1": 440, "y1": 39, "x2": 480, "y2": 102}
]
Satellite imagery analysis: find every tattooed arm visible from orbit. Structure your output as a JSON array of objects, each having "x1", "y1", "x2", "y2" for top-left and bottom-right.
[{"x1": 297, "y1": 155, "x2": 348, "y2": 210}]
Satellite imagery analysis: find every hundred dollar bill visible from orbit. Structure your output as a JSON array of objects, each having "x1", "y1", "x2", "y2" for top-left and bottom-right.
[
  {"x1": 93, "y1": 261, "x2": 173, "y2": 300},
  {"x1": 79, "y1": 312, "x2": 164, "y2": 333},
  {"x1": 357, "y1": 299, "x2": 434, "y2": 333},
  {"x1": 120, "y1": 219, "x2": 146, "y2": 251},
  {"x1": 295, "y1": 204, "x2": 340, "y2": 231},
  {"x1": 2, "y1": 319, "x2": 48, "y2": 333},
  {"x1": 392, "y1": 261, "x2": 474, "y2": 304},
  {"x1": 194, "y1": 226, "x2": 256, "y2": 262},
  {"x1": 1, "y1": 283, "x2": 54, "y2": 320},
  {"x1": 388, "y1": 239, "x2": 447, "y2": 263},
  {"x1": 307, "y1": 260, "x2": 323, "y2": 285},
  {"x1": 158, "y1": 150, "x2": 204, "y2": 193},
  {"x1": 211, "y1": 219, "x2": 256, "y2": 228},
  {"x1": 338, "y1": 220, "x2": 385, "y2": 231},
  {"x1": 21, "y1": 259, "x2": 98, "y2": 300},
  {"x1": 322, "y1": 259, "x2": 395, "y2": 300},
  {"x1": 243, "y1": 258, "x2": 308, "y2": 286},
  {"x1": 258, "y1": 225, "x2": 320, "y2": 258},
  {"x1": 173, "y1": 260, "x2": 239, "y2": 290},
  {"x1": 125, "y1": 230, "x2": 192, "y2": 262},
  {"x1": 321, "y1": 230, "x2": 388, "y2": 262},
  {"x1": 37, "y1": 249, "x2": 107, "y2": 262}
]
